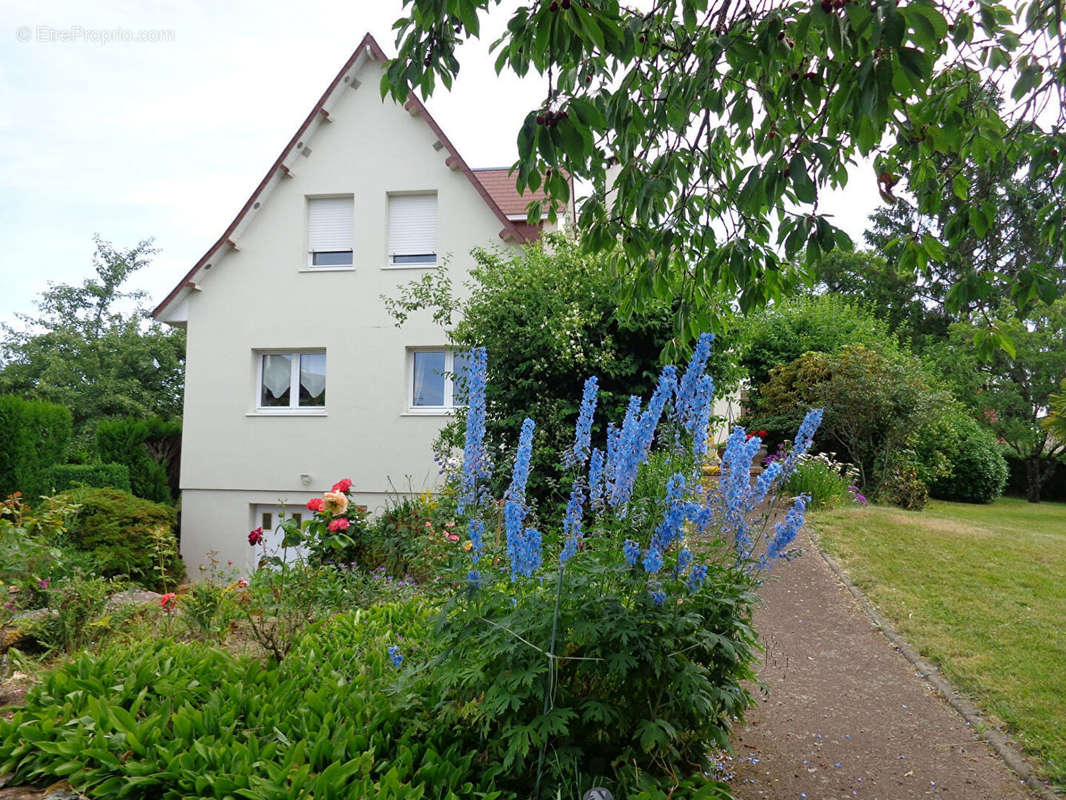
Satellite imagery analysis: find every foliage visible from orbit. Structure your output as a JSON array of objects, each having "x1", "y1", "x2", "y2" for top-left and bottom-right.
[
  {"x1": 734, "y1": 294, "x2": 895, "y2": 389},
  {"x1": 0, "y1": 603, "x2": 509, "y2": 800},
  {"x1": 47, "y1": 463, "x2": 131, "y2": 494},
  {"x1": 816, "y1": 499, "x2": 1066, "y2": 789},
  {"x1": 1046, "y1": 378, "x2": 1066, "y2": 443},
  {"x1": 747, "y1": 344, "x2": 950, "y2": 494},
  {"x1": 386, "y1": 235, "x2": 740, "y2": 509},
  {"x1": 784, "y1": 453, "x2": 861, "y2": 510},
  {"x1": 59, "y1": 488, "x2": 184, "y2": 591},
  {"x1": 932, "y1": 300, "x2": 1066, "y2": 501},
  {"x1": 30, "y1": 574, "x2": 121, "y2": 655},
  {"x1": 96, "y1": 417, "x2": 181, "y2": 503},
  {"x1": 385, "y1": 0, "x2": 1066, "y2": 352},
  {"x1": 427, "y1": 339, "x2": 820, "y2": 796},
  {"x1": 360, "y1": 491, "x2": 465, "y2": 582},
  {"x1": 876, "y1": 450, "x2": 930, "y2": 510},
  {"x1": 0, "y1": 492, "x2": 100, "y2": 612},
  {"x1": 924, "y1": 413, "x2": 1009, "y2": 504},
  {"x1": 811, "y1": 249, "x2": 953, "y2": 348},
  {"x1": 0, "y1": 237, "x2": 185, "y2": 458},
  {"x1": 0, "y1": 395, "x2": 72, "y2": 501}
]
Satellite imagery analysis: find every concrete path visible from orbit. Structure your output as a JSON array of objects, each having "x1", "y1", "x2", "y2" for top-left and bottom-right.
[{"x1": 729, "y1": 530, "x2": 1038, "y2": 800}]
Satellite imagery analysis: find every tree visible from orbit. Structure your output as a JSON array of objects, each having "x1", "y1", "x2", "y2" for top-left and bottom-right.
[
  {"x1": 935, "y1": 300, "x2": 1066, "y2": 502},
  {"x1": 0, "y1": 237, "x2": 185, "y2": 457},
  {"x1": 811, "y1": 249, "x2": 953, "y2": 347},
  {"x1": 385, "y1": 0, "x2": 1066, "y2": 351},
  {"x1": 1046, "y1": 379, "x2": 1066, "y2": 444},
  {"x1": 385, "y1": 234, "x2": 740, "y2": 509}
]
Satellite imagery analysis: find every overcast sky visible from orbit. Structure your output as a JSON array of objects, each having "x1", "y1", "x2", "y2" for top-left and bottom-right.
[{"x1": 0, "y1": 0, "x2": 880, "y2": 326}]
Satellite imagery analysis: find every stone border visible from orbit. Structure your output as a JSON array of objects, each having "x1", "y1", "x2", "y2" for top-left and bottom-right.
[{"x1": 810, "y1": 532, "x2": 1060, "y2": 800}]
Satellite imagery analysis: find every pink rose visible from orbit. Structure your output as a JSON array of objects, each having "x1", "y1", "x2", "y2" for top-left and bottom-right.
[
  {"x1": 248, "y1": 527, "x2": 264, "y2": 546},
  {"x1": 332, "y1": 478, "x2": 353, "y2": 493},
  {"x1": 160, "y1": 592, "x2": 177, "y2": 611},
  {"x1": 444, "y1": 521, "x2": 456, "y2": 528},
  {"x1": 328, "y1": 518, "x2": 350, "y2": 532},
  {"x1": 306, "y1": 497, "x2": 325, "y2": 512},
  {"x1": 424, "y1": 521, "x2": 432, "y2": 528},
  {"x1": 447, "y1": 534, "x2": 459, "y2": 542},
  {"x1": 237, "y1": 578, "x2": 249, "y2": 588}
]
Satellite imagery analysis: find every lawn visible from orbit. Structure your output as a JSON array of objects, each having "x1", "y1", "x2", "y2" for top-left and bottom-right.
[{"x1": 812, "y1": 497, "x2": 1066, "y2": 790}]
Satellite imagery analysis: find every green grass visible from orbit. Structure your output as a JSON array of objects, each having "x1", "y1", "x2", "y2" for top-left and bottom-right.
[{"x1": 813, "y1": 497, "x2": 1066, "y2": 789}]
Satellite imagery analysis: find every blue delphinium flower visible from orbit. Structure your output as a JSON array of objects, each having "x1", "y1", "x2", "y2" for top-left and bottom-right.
[
  {"x1": 623, "y1": 538, "x2": 641, "y2": 566},
  {"x1": 675, "y1": 547, "x2": 693, "y2": 576},
  {"x1": 387, "y1": 645, "x2": 403, "y2": 668},
  {"x1": 686, "y1": 563, "x2": 708, "y2": 593},
  {"x1": 609, "y1": 367, "x2": 678, "y2": 512},
  {"x1": 512, "y1": 527, "x2": 542, "y2": 577},
  {"x1": 467, "y1": 570, "x2": 481, "y2": 587},
  {"x1": 503, "y1": 418, "x2": 536, "y2": 575},
  {"x1": 560, "y1": 478, "x2": 585, "y2": 565},
  {"x1": 688, "y1": 375, "x2": 715, "y2": 459},
  {"x1": 750, "y1": 460, "x2": 783, "y2": 507},
  {"x1": 649, "y1": 473, "x2": 688, "y2": 555},
  {"x1": 649, "y1": 584, "x2": 668, "y2": 606},
  {"x1": 763, "y1": 494, "x2": 808, "y2": 567},
  {"x1": 778, "y1": 408, "x2": 824, "y2": 482},
  {"x1": 458, "y1": 347, "x2": 492, "y2": 515},
  {"x1": 468, "y1": 518, "x2": 484, "y2": 564},
  {"x1": 588, "y1": 448, "x2": 605, "y2": 510},
  {"x1": 673, "y1": 333, "x2": 714, "y2": 429},
  {"x1": 567, "y1": 376, "x2": 599, "y2": 468},
  {"x1": 642, "y1": 546, "x2": 664, "y2": 575}
]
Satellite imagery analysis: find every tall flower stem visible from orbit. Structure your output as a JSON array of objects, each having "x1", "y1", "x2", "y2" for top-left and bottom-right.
[{"x1": 533, "y1": 565, "x2": 565, "y2": 799}]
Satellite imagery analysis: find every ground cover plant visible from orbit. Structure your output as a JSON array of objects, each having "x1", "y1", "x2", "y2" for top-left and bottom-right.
[
  {"x1": 814, "y1": 498, "x2": 1066, "y2": 789},
  {"x1": 0, "y1": 335, "x2": 824, "y2": 799}
]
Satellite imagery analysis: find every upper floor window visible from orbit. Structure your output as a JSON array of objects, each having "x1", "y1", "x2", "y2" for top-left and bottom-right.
[
  {"x1": 409, "y1": 348, "x2": 469, "y2": 410},
  {"x1": 388, "y1": 193, "x2": 437, "y2": 266},
  {"x1": 258, "y1": 351, "x2": 326, "y2": 410},
  {"x1": 308, "y1": 197, "x2": 353, "y2": 267}
]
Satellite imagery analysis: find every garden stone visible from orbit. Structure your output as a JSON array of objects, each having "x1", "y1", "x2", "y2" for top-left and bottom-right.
[
  {"x1": 105, "y1": 589, "x2": 161, "y2": 611},
  {"x1": 0, "y1": 780, "x2": 89, "y2": 799}
]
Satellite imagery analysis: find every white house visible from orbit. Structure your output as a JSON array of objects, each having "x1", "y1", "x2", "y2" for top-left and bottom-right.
[{"x1": 153, "y1": 33, "x2": 566, "y2": 574}]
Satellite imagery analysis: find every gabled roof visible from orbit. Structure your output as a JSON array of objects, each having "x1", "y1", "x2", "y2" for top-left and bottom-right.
[
  {"x1": 473, "y1": 168, "x2": 551, "y2": 217},
  {"x1": 153, "y1": 32, "x2": 542, "y2": 321}
]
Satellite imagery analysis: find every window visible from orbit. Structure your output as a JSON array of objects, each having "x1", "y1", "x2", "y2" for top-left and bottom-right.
[
  {"x1": 410, "y1": 349, "x2": 470, "y2": 410},
  {"x1": 258, "y1": 351, "x2": 326, "y2": 410},
  {"x1": 388, "y1": 193, "x2": 437, "y2": 265},
  {"x1": 308, "y1": 196, "x2": 353, "y2": 266}
]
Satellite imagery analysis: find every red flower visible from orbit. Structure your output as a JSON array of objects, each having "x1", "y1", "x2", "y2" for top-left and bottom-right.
[
  {"x1": 332, "y1": 478, "x2": 353, "y2": 493},
  {"x1": 306, "y1": 497, "x2": 325, "y2": 512},
  {"x1": 758, "y1": 430, "x2": 767, "y2": 437},
  {"x1": 248, "y1": 527, "x2": 264, "y2": 546},
  {"x1": 328, "y1": 518, "x2": 350, "y2": 532},
  {"x1": 160, "y1": 592, "x2": 177, "y2": 611}
]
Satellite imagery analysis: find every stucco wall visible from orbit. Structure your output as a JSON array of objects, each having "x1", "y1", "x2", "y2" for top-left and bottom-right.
[{"x1": 178, "y1": 57, "x2": 516, "y2": 569}]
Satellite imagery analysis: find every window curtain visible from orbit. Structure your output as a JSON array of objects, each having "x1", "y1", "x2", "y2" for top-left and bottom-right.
[{"x1": 262, "y1": 354, "x2": 292, "y2": 399}]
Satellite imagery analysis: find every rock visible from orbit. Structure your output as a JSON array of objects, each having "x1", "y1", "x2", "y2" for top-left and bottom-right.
[
  {"x1": 0, "y1": 779, "x2": 89, "y2": 800},
  {"x1": 105, "y1": 589, "x2": 161, "y2": 611}
]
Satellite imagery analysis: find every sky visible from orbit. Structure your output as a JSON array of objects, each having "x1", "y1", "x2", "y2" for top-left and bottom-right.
[{"x1": 0, "y1": 0, "x2": 880, "y2": 327}]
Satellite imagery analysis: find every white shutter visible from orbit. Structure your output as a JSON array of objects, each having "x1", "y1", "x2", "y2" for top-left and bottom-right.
[
  {"x1": 388, "y1": 194, "x2": 437, "y2": 257},
  {"x1": 308, "y1": 197, "x2": 353, "y2": 252}
]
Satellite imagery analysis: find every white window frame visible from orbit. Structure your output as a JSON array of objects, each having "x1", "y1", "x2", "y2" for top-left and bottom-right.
[
  {"x1": 406, "y1": 348, "x2": 466, "y2": 413},
  {"x1": 387, "y1": 192, "x2": 438, "y2": 268},
  {"x1": 254, "y1": 350, "x2": 327, "y2": 415},
  {"x1": 306, "y1": 195, "x2": 354, "y2": 269}
]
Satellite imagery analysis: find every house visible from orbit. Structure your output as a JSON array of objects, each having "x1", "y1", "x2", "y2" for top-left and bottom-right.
[{"x1": 153, "y1": 33, "x2": 568, "y2": 575}]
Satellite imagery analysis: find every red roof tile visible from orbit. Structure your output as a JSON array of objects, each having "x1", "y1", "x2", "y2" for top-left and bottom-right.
[{"x1": 472, "y1": 168, "x2": 550, "y2": 217}]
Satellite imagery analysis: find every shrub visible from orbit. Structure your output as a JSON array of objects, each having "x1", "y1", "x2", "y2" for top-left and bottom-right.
[
  {"x1": 47, "y1": 463, "x2": 131, "y2": 493},
  {"x1": 360, "y1": 491, "x2": 464, "y2": 581},
  {"x1": 877, "y1": 451, "x2": 930, "y2": 510},
  {"x1": 735, "y1": 294, "x2": 896, "y2": 389},
  {"x1": 59, "y1": 488, "x2": 184, "y2": 591},
  {"x1": 31, "y1": 574, "x2": 120, "y2": 654},
  {"x1": 0, "y1": 396, "x2": 72, "y2": 501},
  {"x1": 0, "y1": 603, "x2": 503, "y2": 800},
  {"x1": 784, "y1": 453, "x2": 860, "y2": 510},
  {"x1": 929, "y1": 414, "x2": 1009, "y2": 503},
  {"x1": 96, "y1": 417, "x2": 180, "y2": 503}
]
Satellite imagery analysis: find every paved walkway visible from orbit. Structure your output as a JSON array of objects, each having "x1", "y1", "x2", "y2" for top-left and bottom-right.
[{"x1": 729, "y1": 530, "x2": 1037, "y2": 800}]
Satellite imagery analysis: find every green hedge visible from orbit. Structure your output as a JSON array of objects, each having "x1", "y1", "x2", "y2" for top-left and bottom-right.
[
  {"x1": 96, "y1": 417, "x2": 181, "y2": 504},
  {"x1": 59, "y1": 487, "x2": 185, "y2": 590},
  {"x1": 0, "y1": 396, "x2": 72, "y2": 501},
  {"x1": 47, "y1": 463, "x2": 131, "y2": 493}
]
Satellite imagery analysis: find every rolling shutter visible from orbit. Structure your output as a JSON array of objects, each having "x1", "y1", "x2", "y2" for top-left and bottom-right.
[
  {"x1": 388, "y1": 194, "x2": 437, "y2": 258},
  {"x1": 308, "y1": 197, "x2": 353, "y2": 253}
]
